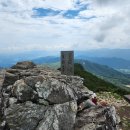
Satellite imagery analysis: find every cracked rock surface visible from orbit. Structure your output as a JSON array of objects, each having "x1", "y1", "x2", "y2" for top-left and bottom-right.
[{"x1": 0, "y1": 61, "x2": 120, "y2": 130}]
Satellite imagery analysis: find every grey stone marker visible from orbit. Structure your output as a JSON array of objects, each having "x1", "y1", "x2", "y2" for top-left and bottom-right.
[{"x1": 61, "y1": 51, "x2": 74, "y2": 75}]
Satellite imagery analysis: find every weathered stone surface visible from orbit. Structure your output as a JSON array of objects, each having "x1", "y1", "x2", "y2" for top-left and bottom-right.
[
  {"x1": 5, "y1": 101, "x2": 77, "y2": 130},
  {"x1": 0, "y1": 120, "x2": 6, "y2": 130},
  {"x1": 75, "y1": 106, "x2": 120, "y2": 130},
  {"x1": 5, "y1": 101, "x2": 47, "y2": 130},
  {"x1": 24, "y1": 76, "x2": 44, "y2": 90},
  {"x1": 9, "y1": 97, "x2": 17, "y2": 106},
  {"x1": 2, "y1": 72, "x2": 19, "y2": 87},
  {"x1": 0, "y1": 61, "x2": 121, "y2": 130},
  {"x1": 1, "y1": 93, "x2": 10, "y2": 117},
  {"x1": 5, "y1": 85, "x2": 13, "y2": 94},
  {"x1": 12, "y1": 79, "x2": 38, "y2": 102},
  {"x1": 11, "y1": 61, "x2": 36, "y2": 70},
  {"x1": 36, "y1": 78, "x2": 75, "y2": 104},
  {"x1": 67, "y1": 76, "x2": 93, "y2": 99},
  {"x1": 38, "y1": 99, "x2": 49, "y2": 106},
  {"x1": 36, "y1": 101, "x2": 77, "y2": 130}
]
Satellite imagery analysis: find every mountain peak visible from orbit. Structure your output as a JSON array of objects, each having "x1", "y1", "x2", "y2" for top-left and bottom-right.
[
  {"x1": 0, "y1": 61, "x2": 121, "y2": 130},
  {"x1": 0, "y1": 62, "x2": 122, "y2": 130}
]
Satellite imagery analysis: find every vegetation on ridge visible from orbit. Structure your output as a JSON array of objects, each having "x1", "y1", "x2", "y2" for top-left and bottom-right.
[
  {"x1": 76, "y1": 59, "x2": 130, "y2": 87},
  {"x1": 74, "y1": 63, "x2": 130, "y2": 96}
]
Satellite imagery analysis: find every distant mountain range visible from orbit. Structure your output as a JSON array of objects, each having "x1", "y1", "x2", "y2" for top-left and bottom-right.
[
  {"x1": 1, "y1": 49, "x2": 130, "y2": 68},
  {"x1": 33, "y1": 56, "x2": 60, "y2": 64},
  {"x1": 76, "y1": 49, "x2": 130, "y2": 60},
  {"x1": 0, "y1": 51, "x2": 130, "y2": 89},
  {"x1": 83, "y1": 57, "x2": 130, "y2": 69},
  {"x1": 32, "y1": 56, "x2": 130, "y2": 69},
  {"x1": 75, "y1": 59, "x2": 130, "y2": 87},
  {"x1": 0, "y1": 50, "x2": 59, "y2": 68},
  {"x1": 2, "y1": 48, "x2": 130, "y2": 60}
]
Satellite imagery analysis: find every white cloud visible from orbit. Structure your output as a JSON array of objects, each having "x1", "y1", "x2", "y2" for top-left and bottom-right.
[
  {"x1": 0, "y1": 0, "x2": 74, "y2": 11},
  {"x1": 0, "y1": 0, "x2": 130, "y2": 53}
]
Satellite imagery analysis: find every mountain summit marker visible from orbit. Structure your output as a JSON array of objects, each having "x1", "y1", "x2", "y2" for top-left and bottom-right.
[{"x1": 61, "y1": 51, "x2": 74, "y2": 75}]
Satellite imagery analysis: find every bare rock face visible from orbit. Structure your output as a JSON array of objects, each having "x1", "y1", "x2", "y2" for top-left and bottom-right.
[
  {"x1": 35, "y1": 78, "x2": 75, "y2": 104},
  {"x1": 12, "y1": 79, "x2": 38, "y2": 102},
  {"x1": 2, "y1": 72, "x2": 19, "y2": 87},
  {"x1": 75, "y1": 106, "x2": 120, "y2": 130},
  {"x1": 5, "y1": 101, "x2": 47, "y2": 130},
  {"x1": 24, "y1": 76, "x2": 44, "y2": 90},
  {"x1": 36, "y1": 101, "x2": 77, "y2": 130},
  {"x1": 11, "y1": 61, "x2": 36, "y2": 70},
  {"x1": 0, "y1": 61, "x2": 120, "y2": 130}
]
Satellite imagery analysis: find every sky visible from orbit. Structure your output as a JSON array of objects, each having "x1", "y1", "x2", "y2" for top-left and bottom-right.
[{"x1": 0, "y1": 0, "x2": 130, "y2": 53}]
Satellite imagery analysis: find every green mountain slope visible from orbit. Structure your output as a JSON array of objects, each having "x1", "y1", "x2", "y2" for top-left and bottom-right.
[
  {"x1": 76, "y1": 59, "x2": 130, "y2": 87},
  {"x1": 74, "y1": 63, "x2": 129, "y2": 96}
]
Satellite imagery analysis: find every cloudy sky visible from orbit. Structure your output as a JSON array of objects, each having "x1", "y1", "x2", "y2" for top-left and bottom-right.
[{"x1": 0, "y1": 0, "x2": 130, "y2": 53}]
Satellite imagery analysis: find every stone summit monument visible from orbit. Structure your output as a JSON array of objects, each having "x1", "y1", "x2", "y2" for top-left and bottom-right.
[{"x1": 61, "y1": 51, "x2": 74, "y2": 75}]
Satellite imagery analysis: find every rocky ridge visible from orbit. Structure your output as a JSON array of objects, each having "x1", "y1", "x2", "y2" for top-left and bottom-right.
[
  {"x1": 0, "y1": 61, "x2": 120, "y2": 130},
  {"x1": 97, "y1": 92, "x2": 129, "y2": 107}
]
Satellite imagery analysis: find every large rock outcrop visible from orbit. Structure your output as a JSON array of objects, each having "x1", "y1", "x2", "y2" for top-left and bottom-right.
[
  {"x1": 0, "y1": 61, "x2": 120, "y2": 130},
  {"x1": 11, "y1": 61, "x2": 36, "y2": 70}
]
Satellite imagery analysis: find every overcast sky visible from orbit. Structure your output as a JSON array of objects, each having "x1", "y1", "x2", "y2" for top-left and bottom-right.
[{"x1": 0, "y1": 0, "x2": 130, "y2": 53}]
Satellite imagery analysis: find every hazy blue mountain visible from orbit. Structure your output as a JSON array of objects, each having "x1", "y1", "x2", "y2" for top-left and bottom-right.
[
  {"x1": 84, "y1": 57, "x2": 130, "y2": 69},
  {"x1": 32, "y1": 49, "x2": 130, "y2": 69},
  {"x1": 0, "y1": 50, "x2": 58, "y2": 68},
  {"x1": 32, "y1": 56, "x2": 60, "y2": 64},
  {"x1": 1, "y1": 48, "x2": 130, "y2": 68},
  {"x1": 75, "y1": 49, "x2": 130, "y2": 60},
  {"x1": 32, "y1": 56, "x2": 130, "y2": 70},
  {"x1": 0, "y1": 56, "x2": 17, "y2": 68}
]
